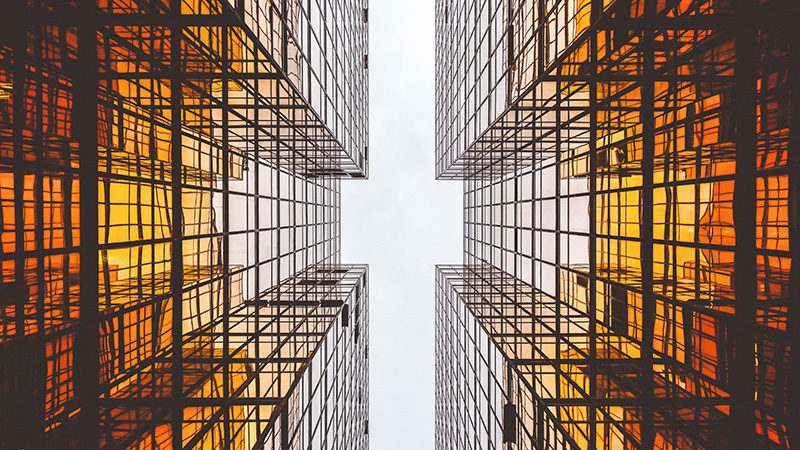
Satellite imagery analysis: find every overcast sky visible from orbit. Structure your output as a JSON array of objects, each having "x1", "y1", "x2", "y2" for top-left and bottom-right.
[{"x1": 341, "y1": 1, "x2": 462, "y2": 447}]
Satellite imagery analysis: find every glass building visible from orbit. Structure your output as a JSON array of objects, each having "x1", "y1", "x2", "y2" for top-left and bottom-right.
[
  {"x1": 435, "y1": 0, "x2": 796, "y2": 448},
  {"x1": 0, "y1": 0, "x2": 369, "y2": 448}
]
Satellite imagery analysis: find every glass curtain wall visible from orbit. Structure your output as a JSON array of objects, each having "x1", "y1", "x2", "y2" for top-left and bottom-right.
[
  {"x1": 435, "y1": 0, "x2": 796, "y2": 448},
  {"x1": 0, "y1": 0, "x2": 369, "y2": 448}
]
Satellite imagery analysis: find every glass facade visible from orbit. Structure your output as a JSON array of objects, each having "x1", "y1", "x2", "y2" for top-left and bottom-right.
[
  {"x1": 0, "y1": 0, "x2": 369, "y2": 448},
  {"x1": 436, "y1": 0, "x2": 796, "y2": 448}
]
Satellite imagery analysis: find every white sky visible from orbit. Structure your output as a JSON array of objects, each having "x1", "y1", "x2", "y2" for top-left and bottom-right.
[{"x1": 341, "y1": 1, "x2": 462, "y2": 447}]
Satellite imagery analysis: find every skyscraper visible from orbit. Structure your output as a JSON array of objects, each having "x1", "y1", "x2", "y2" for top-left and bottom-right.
[
  {"x1": 0, "y1": 0, "x2": 369, "y2": 448},
  {"x1": 435, "y1": 0, "x2": 796, "y2": 448}
]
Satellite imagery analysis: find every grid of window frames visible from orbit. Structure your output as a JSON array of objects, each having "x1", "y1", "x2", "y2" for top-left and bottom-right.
[
  {"x1": 239, "y1": 0, "x2": 370, "y2": 176},
  {"x1": 263, "y1": 266, "x2": 369, "y2": 450},
  {"x1": 436, "y1": 265, "x2": 508, "y2": 450},
  {"x1": 436, "y1": 265, "x2": 582, "y2": 450},
  {"x1": 0, "y1": 0, "x2": 369, "y2": 448},
  {"x1": 436, "y1": 0, "x2": 796, "y2": 448},
  {"x1": 435, "y1": 0, "x2": 509, "y2": 178}
]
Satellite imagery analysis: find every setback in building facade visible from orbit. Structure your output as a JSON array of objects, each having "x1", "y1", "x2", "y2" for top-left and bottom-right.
[
  {"x1": 0, "y1": 0, "x2": 369, "y2": 448},
  {"x1": 435, "y1": 0, "x2": 797, "y2": 448}
]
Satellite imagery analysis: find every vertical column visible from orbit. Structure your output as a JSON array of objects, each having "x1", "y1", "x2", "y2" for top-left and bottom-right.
[
  {"x1": 731, "y1": 0, "x2": 758, "y2": 446},
  {"x1": 253, "y1": 26, "x2": 263, "y2": 434},
  {"x1": 75, "y1": 0, "x2": 100, "y2": 447},
  {"x1": 588, "y1": 1, "x2": 600, "y2": 447},
  {"x1": 221, "y1": 17, "x2": 232, "y2": 449},
  {"x1": 169, "y1": 0, "x2": 184, "y2": 447},
  {"x1": 640, "y1": 0, "x2": 656, "y2": 447}
]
